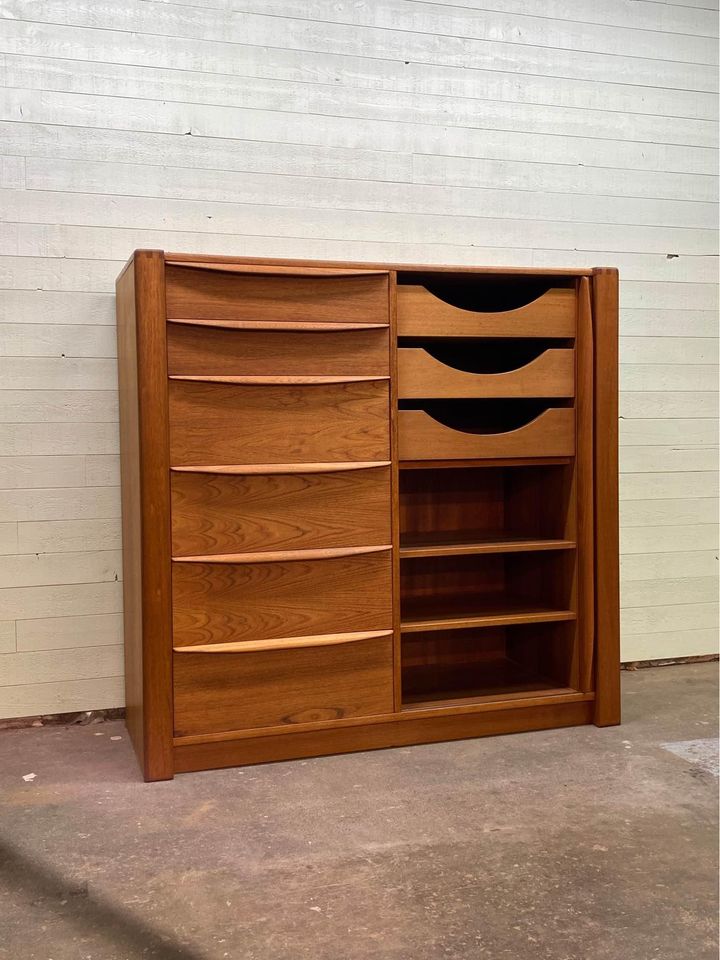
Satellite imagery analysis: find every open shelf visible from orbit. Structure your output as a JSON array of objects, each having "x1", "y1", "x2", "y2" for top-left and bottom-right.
[
  {"x1": 400, "y1": 551, "x2": 577, "y2": 633},
  {"x1": 400, "y1": 529, "x2": 576, "y2": 559},
  {"x1": 401, "y1": 623, "x2": 579, "y2": 710},
  {"x1": 400, "y1": 463, "x2": 575, "y2": 553},
  {"x1": 402, "y1": 661, "x2": 574, "y2": 709}
]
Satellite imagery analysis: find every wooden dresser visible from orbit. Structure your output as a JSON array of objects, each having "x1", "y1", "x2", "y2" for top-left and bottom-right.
[{"x1": 116, "y1": 251, "x2": 619, "y2": 781}]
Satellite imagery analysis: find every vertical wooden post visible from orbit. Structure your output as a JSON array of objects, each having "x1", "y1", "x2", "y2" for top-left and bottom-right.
[
  {"x1": 388, "y1": 271, "x2": 403, "y2": 711},
  {"x1": 117, "y1": 250, "x2": 174, "y2": 780},
  {"x1": 577, "y1": 277, "x2": 595, "y2": 693},
  {"x1": 592, "y1": 268, "x2": 621, "y2": 726}
]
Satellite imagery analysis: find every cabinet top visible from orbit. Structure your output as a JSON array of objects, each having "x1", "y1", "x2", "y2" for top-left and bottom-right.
[{"x1": 123, "y1": 249, "x2": 613, "y2": 279}]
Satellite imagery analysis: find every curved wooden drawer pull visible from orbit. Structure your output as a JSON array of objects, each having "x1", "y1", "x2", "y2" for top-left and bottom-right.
[
  {"x1": 399, "y1": 348, "x2": 574, "y2": 398},
  {"x1": 165, "y1": 260, "x2": 389, "y2": 278},
  {"x1": 170, "y1": 461, "x2": 391, "y2": 475},
  {"x1": 168, "y1": 374, "x2": 389, "y2": 385},
  {"x1": 167, "y1": 318, "x2": 390, "y2": 332},
  {"x1": 398, "y1": 285, "x2": 576, "y2": 338},
  {"x1": 172, "y1": 544, "x2": 392, "y2": 564},
  {"x1": 174, "y1": 630, "x2": 393, "y2": 655}
]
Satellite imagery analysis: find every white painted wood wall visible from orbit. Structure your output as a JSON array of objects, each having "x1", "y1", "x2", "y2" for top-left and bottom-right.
[{"x1": 0, "y1": 0, "x2": 717, "y2": 718}]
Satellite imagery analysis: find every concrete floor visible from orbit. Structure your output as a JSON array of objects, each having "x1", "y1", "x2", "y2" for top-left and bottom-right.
[{"x1": 0, "y1": 663, "x2": 717, "y2": 960}]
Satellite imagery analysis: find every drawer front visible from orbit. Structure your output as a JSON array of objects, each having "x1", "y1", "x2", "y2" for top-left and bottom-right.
[
  {"x1": 398, "y1": 348, "x2": 575, "y2": 399},
  {"x1": 168, "y1": 379, "x2": 390, "y2": 465},
  {"x1": 166, "y1": 264, "x2": 389, "y2": 324},
  {"x1": 167, "y1": 323, "x2": 389, "y2": 378},
  {"x1": 171, "y1": 465, "x2": 391, "y2": 556},
  {"x1": 397, "y1": 285, "x2": 576, "y2": 338},
  {"x1": 172, "y1": 549, "x2": 392, "y2": 646},
  {"x1": 398, "y1": 408, "x2": 575, "y2": 460},
  {"x1": 173, "y1": 634, "x2": 394, "y2": 736}
]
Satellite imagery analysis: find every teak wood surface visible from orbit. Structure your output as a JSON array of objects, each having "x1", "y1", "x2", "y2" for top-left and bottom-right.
[
  {"x1": 116, "y1": 251, "x2": 620, "y2": 780},
  {"x1": 397, "y1": 407, "x2": 576, "y2": 460},
  {"x1": 398, "y1": 347, "x2": 575, "y2": 399},
  {"x1": 171, "y1": 465, "x2": 391, "y2": 556},
  {"x1": 397, "y1": 285, "x2": 576, "y2": 338}
]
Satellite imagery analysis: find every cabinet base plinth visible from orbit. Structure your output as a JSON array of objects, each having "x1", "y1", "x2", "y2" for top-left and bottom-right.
[{"x1": 170, "y1": 699, "x2": 593, "y2": 777}]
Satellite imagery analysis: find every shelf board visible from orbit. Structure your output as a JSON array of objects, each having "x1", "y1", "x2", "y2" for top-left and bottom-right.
[
  {"x1": 401, "y1": 658, "x2": 575, "y2": 710},
  {"x1": 400, "y1": 457, "x2": 573, "y2": 470},
  {"x1": 400, "y1": 530, "x2": 576, "y2": 559},
  {"x1": 401, "y1": 595, "x2": 576, "y2": 633}
]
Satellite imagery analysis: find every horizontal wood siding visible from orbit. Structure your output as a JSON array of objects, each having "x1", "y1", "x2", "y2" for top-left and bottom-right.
[{"x1": 0, "y1": 0, "x2": 717, "y2": 716}]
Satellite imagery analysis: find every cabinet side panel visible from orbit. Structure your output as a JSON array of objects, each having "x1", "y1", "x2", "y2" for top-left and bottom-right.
[
  {"x1": 116, "y1": 261, "x2": 144, "y2": 769},
  {"x1": 592, "y1": 268, "x2": 621, "y2": 726},
  {"x1": 577, "y1": 277, "x2": 595, "y2": 693},
  {"x1": 135, "y1": 251, "x2": 174, "y2": 779}
]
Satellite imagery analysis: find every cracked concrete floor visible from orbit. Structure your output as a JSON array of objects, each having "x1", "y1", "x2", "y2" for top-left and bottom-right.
[{"x1": 0, "y1": 662, "x2": 717, "y2": 960}]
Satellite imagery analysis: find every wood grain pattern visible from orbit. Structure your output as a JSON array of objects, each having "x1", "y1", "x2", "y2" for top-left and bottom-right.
[
  {"x1": 173, "y1": 700, "x2": 595, "y2": 771},
  {"x1": 398, "y1": 347, "x2": 575, "y2": 398},
  {"x1": 398, "y1": 408, "x2": 575, "y2": 460},
  {"x1": 116, "y1": 251, "x2": 173, "y2": 782},
  {"x1": 397, "y1": 285, "x2": 576, "y2": 338},
  {"x1": 174, "y1": 630, "x2": 393, "y2": 654},
  {"x1": 171, "y1": 465, "x2": 391, "y2": 556},
  {"x1": 168, "y1": 379, "x2": 390, "y2": 465},
  {"x1": 593, "y1": 269, "x2": 621, "y2": 726},
  {"x1": 173, "y1": 634, "x2": 394, "y2": 736},
  {"x1": 165, "y1": 263, "x2": 389, "y2": 323},
  {"x1": 172, "y1": 550, "x2": 392, "y2": 646},
  {"x1": 167, "y1": 322, "x2": 389, "y2": 377}
]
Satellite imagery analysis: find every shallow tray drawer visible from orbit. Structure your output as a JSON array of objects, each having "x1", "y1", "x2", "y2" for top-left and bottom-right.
[
  {"x1": 166, "y1": 263, "x2": 389, "y2": 324},
  {"x1": 168, "y1": 379, "x2": 390, "y2": 465},
  {"x1": 167, "y1": 323, "x2": 389, "y2": 378},
  {"x1": 171, "y1": 464, "x2": 391, "y2": 556},
  {"x1": 172, "y1": 549, "x2": 392, "y2": 646},
  {"x1": 397, "y1": 285, "x2": 576, "y2": 338},
  {"x1": 173, "y1": 633, "x2": 394, "y2": 736},
  {"x1": 398, "y1": 408, "x2": 575, "y2": 460},
  {"x1": 398, "y1": 348, "x2": 575, "y2": 398}
]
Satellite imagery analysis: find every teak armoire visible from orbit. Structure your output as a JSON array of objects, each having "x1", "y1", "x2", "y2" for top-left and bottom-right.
[{"x1": 116, "y1": 251, "x2": 620, "y2": 781}]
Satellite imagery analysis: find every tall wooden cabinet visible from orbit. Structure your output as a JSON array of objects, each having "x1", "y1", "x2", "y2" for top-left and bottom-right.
[{"x1": 116, "y1": 251, "x2": 619, "y2": 781}]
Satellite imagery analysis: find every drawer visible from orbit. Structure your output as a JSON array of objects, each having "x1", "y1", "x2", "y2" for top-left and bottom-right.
[
  {"x1": 397, "y1": 285, "x2": 576, "y2": 338},
  {"x1": 168, "y1": 378, "x2": 390, "y2": 465},
  {"x1": 166, "y1": 263, "x2": 389, "y2": 324},
  {"x1": 172, "y1": 548, "x2": 392, "y2": 646},
  {"x1": 398, "y1": 347, "x2": 574, "y2": 399},
  {"x1": 171, "y1": 464, "x2": 391, "y2": 556},
  {"x1": 167, "y1": 322, "x2": 389, "y2": 378},
  {"x1": 173, "y1": 633, "x2": 394, "y2": 736},
  {"x1": 398, "y1": 407, "x2": 575, "y2": 460}
]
